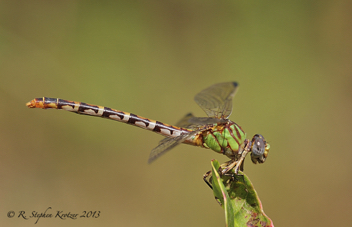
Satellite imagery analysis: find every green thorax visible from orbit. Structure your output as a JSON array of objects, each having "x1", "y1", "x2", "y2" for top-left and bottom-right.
[{"x1": 202, "y1": 122, "x2": 246, "y2": 158}]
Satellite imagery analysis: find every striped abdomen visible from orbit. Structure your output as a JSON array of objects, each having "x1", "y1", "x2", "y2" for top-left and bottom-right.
[{"x1": 26, "y1": 97, "x2": 193, "y2": 139}]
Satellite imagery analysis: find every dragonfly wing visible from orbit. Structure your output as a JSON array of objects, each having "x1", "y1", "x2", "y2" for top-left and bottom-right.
[
  {"x1": 176, "y1": 114, "x2": 228, "y2": 129},
  {"x1": 175, "y1": 113, "x2": 196, "y2": 128},
  {"x1": 188, "y1": 117, "x2": 228, "y2": 125},
  {"x1": 194, "y1": 82, "x2": 238, "y2": 119},
  {"x1": 148, "y1": 132, "x2": 197, "y2": 164}
]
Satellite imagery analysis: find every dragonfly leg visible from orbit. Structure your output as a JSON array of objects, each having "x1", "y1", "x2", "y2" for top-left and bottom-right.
[
  {"x1": 233, "y1": 151, "x2": 248, "y2": 174},
  {"x1": 203, "y1": 160, "x2": 234, "y2": 190},
  {"x1": 220, "y1": 160, "x2": 238, "y2": 175},
  {"x1": 232, "y1": 140, "x2": 251, "y2": 174},
  {"x1": 203, "y1": 170, "x2": 213, "y2": 190},
  {"x1": 221, "y1": 140, "x2": 251, "y2": 175},
  {"x1": 204, "y1": 160, "x2": 233, "y2": 190},
  {"x1": 203, "y1": 169, "x2": 231, "y2": 206}
]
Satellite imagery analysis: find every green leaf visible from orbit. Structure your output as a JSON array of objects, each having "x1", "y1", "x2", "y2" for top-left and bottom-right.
[{"x1": 209, "y1": 160, "x2": 274, "y2": 227}]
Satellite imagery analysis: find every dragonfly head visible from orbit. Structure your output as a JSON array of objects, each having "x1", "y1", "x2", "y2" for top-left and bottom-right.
[{"x1": 250, "y1": 134, "x2": 270, "y2": 164}]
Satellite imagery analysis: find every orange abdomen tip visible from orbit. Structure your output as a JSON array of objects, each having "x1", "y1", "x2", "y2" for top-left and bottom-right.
[{"x1": 26, "y1": 98, "x2": 44, "y2": 108}]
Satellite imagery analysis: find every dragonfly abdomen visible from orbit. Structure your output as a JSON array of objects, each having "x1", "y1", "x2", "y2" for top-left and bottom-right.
[
  {"x1": 203, "y1": 122, "x2": 246, "y2": 158},
  {"x1": 26, "y1": 97, "x2": 191, "y2": 138}
]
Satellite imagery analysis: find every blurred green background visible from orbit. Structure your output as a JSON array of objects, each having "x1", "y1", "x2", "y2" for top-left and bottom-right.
[{"x1": 1, "y1": 1, "x2": 351, "y2": 226}]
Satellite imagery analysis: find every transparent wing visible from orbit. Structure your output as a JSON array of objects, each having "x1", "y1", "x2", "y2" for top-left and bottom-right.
[
  {"x1": 194, "y1": 82, "x2": 238, "y2": 119},
  {"x1": 148, "y1": 131, "x2": 197, "y2": 164},
  {"x1": 176, "y1": 113, "x2": 228, "y2": 128},
  {"x1": 175, "y1": 113, "x2": 197, "y2": 129},
  {"x1": 188, "y1": 117, "x2": 228, "y2": 125}
]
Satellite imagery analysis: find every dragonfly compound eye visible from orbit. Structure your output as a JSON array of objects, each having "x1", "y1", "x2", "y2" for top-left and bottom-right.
[{"x1": 250, "y1": 134, "x2": 268, "y2": 164}]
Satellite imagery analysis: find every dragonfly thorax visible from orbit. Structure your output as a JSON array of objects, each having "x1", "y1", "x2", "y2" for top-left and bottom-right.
[{"x1": 202, "y1": 121, "x2": 246, "y2": 159}]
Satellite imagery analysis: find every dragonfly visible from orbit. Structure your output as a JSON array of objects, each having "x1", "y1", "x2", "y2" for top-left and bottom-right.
[{"x1": 26, "y1": 82, "x2": 270, "y2": 176}]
